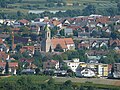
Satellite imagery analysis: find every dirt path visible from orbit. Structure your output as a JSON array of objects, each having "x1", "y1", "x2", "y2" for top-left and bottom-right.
[{"x1": 54, "y1": 77, "x2": 120, "y2": 86}]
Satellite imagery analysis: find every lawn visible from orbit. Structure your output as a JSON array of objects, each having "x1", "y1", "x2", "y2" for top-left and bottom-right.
[{"x1": 0, "y1": 75, "x2": 51, "y2": 84}]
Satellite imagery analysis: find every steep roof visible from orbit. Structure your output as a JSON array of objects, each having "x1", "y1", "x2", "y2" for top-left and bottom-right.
[
  {"x1": 64, "y1": 38, "x2": 74, "y2": 44},
  {"x1": 51, "y1": 38, "x2": 67, "y2": 49},
  {"x1": 51, "y1": 38, "x2": 74, "y2": 49}
]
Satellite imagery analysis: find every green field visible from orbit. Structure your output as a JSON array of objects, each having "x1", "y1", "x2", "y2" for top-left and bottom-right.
[
  {"x1": 0, "y1": 75, "x2": 51, "y2": 84},
  {"x1": 4, "y1": 0, "x2": 117, "y2": 14}
]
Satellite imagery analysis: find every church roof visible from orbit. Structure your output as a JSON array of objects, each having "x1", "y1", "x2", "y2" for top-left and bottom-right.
[{"x1": 51, "y1": 38, "x2": 74, "y2": 49}]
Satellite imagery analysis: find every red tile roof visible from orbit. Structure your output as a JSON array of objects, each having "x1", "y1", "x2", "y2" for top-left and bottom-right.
[
  {"x1": 96, "y1": 16, "x2": 109, "y2": 23},
  {"x1": 52, "y1": 20, "x2": 61, "y2": 26},
  {"x1": 0, "y1": 62, "x2": 18, "y2": 68},
  {"x1": 0, "y1": 38, "x2": 3, "y2": 44},
  {"x1": 20, "y1": 46, "x2": 34, "y2": 53},
  {"x1": 51, "y1": 38, "x2": 67, "y2": 49},
  {"x1": 19, "y1": 19, "x2": 29, "y2": 24},
  {"x1": 110, "y1": 39, "x2": 120, "y2": 46},
  {"x1": 11, "y1": 27, "x2": 20, "y2": 32},
  {"x1": 0, "y1": 51, "x2": 9, "y2": 61},
  {"x1": 51, "y1": 38, "x2": 74, "y2": 49},
  {"x1": 64, "y1": 38, "x2": 74, "y2": 44}
]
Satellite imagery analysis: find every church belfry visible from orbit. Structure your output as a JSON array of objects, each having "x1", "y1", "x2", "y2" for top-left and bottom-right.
[{"x1": 41, "y1": 24, "x2": 51, "y2": 52}]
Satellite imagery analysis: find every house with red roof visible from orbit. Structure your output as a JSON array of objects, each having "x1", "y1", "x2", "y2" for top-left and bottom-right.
[
  {"x1": 0, "y1": 62, "x2": 18, "y2": 74},
  {"x1": 43, "y1": 60, "x2": 59, "y2": 69},
  {"x1": 0, "y1": 51, "x2": 9, "y2": 61},
  {"x1": 18, "y1": 19, "x2": 29, "y2": 26},
  {"x1": 20, "y1": 46, "x2": 35, "y2": 55},
  {"x1": 11, "y1": 27, "x2": 20, "y2": 33}
]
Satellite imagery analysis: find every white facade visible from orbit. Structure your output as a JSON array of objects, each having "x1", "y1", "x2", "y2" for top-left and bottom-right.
[
  {"x1": 81, "y1": 68, "x2": 95, "y2": 77},
  {"x1": 66, "y1": 44, "x2": 75, "y2": 50},
  {"x1": 55, "y1": 62, "x2": 60, "y2": 69},
  {"x1": 64, "y1": 59, "x2": 85, "y2": 72}
]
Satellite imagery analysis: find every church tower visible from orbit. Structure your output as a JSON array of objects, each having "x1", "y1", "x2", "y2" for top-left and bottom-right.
[{"x1": 41, "y1": 24, "x2": 51, "y2": 52}]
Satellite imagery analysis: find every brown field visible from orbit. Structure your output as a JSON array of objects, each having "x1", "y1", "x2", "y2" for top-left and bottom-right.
[{"x1": 54, "y1": 77, "x2": 120, "y2": 86}]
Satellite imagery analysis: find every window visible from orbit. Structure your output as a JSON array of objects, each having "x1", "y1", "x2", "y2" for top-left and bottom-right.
[{"x1": 48, "y1": 33, "x2": 49, "y2": 37}]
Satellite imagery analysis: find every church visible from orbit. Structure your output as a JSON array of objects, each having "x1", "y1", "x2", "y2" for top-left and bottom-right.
[{"x1": 41, "y1": 24, "x2": 75, "y2": 52}]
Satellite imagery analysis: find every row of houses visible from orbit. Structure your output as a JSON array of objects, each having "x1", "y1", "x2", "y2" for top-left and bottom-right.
[
  {"x1": 42, "y1": 58, "x2": 111, "y2": 77},
  {"x1": 42, "y1": 59, "x2": 120, "y2": 78}
]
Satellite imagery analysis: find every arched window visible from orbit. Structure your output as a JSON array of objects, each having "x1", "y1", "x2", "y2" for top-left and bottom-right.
[{"x1": 48, "y1": 33, "x2": 49, "y2": 37}]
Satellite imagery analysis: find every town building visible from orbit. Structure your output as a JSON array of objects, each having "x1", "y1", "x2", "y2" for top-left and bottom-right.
[
  {"x1": 0, "y1": 62, "x2": 18, "y2": 75},
  {"x1": 112, "y1": 63, "x2": 120, "y2": 78},
  {"x1": 43, "y1": 60, "x2": 59, "y2": 69},
  {"x1": 64, "y1": 58, "x2": 85, "y2": 72}
]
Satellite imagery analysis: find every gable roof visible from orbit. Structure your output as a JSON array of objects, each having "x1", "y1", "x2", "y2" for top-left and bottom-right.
[
  {"x1": 96, "y1": 16, "x2": 109, "y2": 24},
  {"x1": 18, "y1": 19, "x2": 29, "y2": 24},
  {"x1": 0, "y1": 62, "x2": 18, "y2": 68},
  {"x1": 64, "y1": 38, "x2": 74, "y2": 44},
  {"x1": 20, "y1": 46, "x2": 34, "y2": 53},
  {"x1": 51, "y1": 38, "x2": 74, "y2": 50},
  {"x1": 51, "y1": 20, "x2": 61, "y2": 26},
  {"x1": 51, "y1": 38, "x2": 67, "y2": 49}
]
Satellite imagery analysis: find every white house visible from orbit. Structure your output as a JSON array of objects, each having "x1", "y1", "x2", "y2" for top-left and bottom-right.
[
  {"x1": 64, "y1": 58, "x2": 85, "y2": 72},
  {"x1": 80, "y1": 68, "x2": 95, "y2": 77}
]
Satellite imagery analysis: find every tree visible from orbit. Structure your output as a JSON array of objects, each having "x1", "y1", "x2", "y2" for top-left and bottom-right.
[
  {"x1": 106, "y1": 7, "x2": 117, "y2": 16},
  {"x1": 82, "y1": 4, "x2": 96, "y2": 15},
  {"x1": 54, "y1": 44, "x2": 64, "y2": 52},
  {"x1": 63, "y1": 80, "x2": 72, "y2": 86},
  {"x1": 18, "y1": 0, "x2": 23, "y2": 3},
  {"x1": 99, "y1": 50, "x2": 120, "y2": 64},
  {"x1": 5, "y1": 61, "x2": 9, "y2": 75},
  {"x1": 0, "y1": 0, "x2": 7, "y2": 8},
  {"x1": 47, "y1": 78, "x2": 55, "y2": 85},
  {"x1": 3, "y1": 26, "x2": 11, "y2": 34},
  {"x1": 19, "y1": 26, "x2": 30, "y2": 36},
  {"x1": 35, "y1": 68, "x2": 40, "y2": 75},
  {"x1": 117, "y1": 2, "x2": 120, "y2": 12},
  {"x1": 111, "y1": 30, "x2": 120, "y2": 39},
  {"x1": 51, "y1": 26, "x2": 59, "y2": 37},
  {"x1": 22, "y1": 51, "x2": 31, "y2": 58},
  {"x1": 15, "y1": 43, "x2": 23, "y2": 51}
]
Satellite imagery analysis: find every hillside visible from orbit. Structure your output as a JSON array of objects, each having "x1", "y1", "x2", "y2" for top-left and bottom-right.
[{"x1": 1, "y1": 0, "x2": 118, "y2": 14}]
